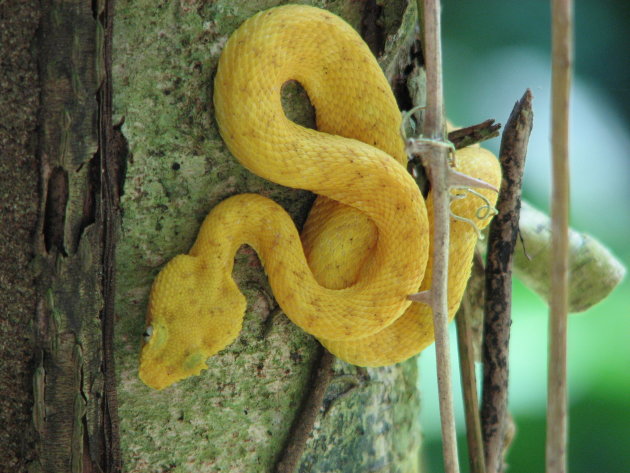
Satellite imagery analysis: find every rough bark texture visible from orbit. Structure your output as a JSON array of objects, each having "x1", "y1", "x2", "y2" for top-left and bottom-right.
[
  {"x1": 482, "y1": 90, "x2": 533, "y2": 473},
  {"x1": 33, "y1": 0, "x2": 119, "y2": 470},
  {"x1": 1, "y1": 0, "x2": 122, "y2": 471},
  {"x1": 113, "y1": 1, "x2": 423, "y2": 472},
  {"x1": 0, "y1": 2, "x2": 41, "y2": 470}
]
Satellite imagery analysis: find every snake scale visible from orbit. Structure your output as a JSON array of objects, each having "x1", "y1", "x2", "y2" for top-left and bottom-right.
[{"x1": 139, "y1": 5, "x2": 501, "y2": 390}]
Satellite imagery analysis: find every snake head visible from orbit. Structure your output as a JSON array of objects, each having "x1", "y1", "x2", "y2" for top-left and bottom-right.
[{"x1": 138, "y1": 254, "x2": 246, "y2": 390}]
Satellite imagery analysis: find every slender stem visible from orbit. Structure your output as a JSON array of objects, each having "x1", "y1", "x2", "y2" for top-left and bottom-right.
[
  {"x1": 456, "y1": 298, "x2": 486, "y2": 473},
  {"x1": 428, "y1": 153, "x2": 460, "y2": 473},
  {"x1": 275, "y1": 350, "x2": 335, "y2": 473},
  {"x1": 418, "y1": 0, "x2": 460, "y2": 472},
  {"x1": 547, "y1": 0, "x2": 572, "y2": 472},
  {"x1": 420, "y1": 0, "x2": 445, "y2": 137}
]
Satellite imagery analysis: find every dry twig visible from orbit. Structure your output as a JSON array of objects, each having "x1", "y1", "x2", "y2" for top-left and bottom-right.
[
  {"x1": 449, "y1": 119, "x2": 501, "y2": 150},
  {"x1": 456, "y1": 294, "x2": 486, "y2": 473},
  {"x1": 414, "y1": 0, "x2": 460, "y2": 471},
  {"x1": 275, "y1": 350, "x2": 335, "y2": 473},
  {"x1": 481, "y1": 90, "x2": 533, "y2": 473},
  {"x1": 547, "y1": 1, "x2": 573, "y2": 472}
]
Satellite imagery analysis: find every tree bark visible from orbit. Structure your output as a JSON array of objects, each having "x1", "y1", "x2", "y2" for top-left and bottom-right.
[
  {"x1": 0, "y1": 2, "x2": 41, "y2": 470},
  {"x1": 1, "y1": 0, "x2": 121, "y2": 471}
]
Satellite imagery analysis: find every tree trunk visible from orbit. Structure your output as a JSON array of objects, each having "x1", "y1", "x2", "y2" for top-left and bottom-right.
[{"x1": 2, "y1": 0, "x2": 121, "y2": 471}]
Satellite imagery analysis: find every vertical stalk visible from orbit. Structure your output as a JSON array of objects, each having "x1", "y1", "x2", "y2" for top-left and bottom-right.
[
  {"x1": 418, "y1": 1, "x2": 460, "y2": 472},
  {"x1": 456, "y1": 299, "x2": 486, "y2": 473},
  {"x1": 547, "y1": 0, "x2": 573, "y2": 472}
]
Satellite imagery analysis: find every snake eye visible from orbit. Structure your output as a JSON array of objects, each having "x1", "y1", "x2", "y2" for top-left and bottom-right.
[{"x1": 143, "y1": 325, "x2": 153, "y2": 342}]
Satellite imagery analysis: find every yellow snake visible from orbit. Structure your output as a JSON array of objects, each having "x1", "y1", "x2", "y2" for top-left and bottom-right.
[{"x1": 139, "y1": 5, "x2": 501, "y2": 390}]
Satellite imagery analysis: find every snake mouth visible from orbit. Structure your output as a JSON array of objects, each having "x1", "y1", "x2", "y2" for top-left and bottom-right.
[{"x1": 138, "y1": 351, "x2": 207, "y2": 391}]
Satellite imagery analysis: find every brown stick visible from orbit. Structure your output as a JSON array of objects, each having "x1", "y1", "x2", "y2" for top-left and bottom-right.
[
  {"x1": 456, "y1": 295, "x2": 486, "y2": 473},
  {"x1": 547, "y1": 0, "x2": 572, "y2": 471},
  {"x1": 417, "y1": 0, "x2": 460, "y2": 472},
  {"x1": 449, "y1": 119, "x2": 501, "y2": 150},
  {"x1": 274, "y1": 350, "x2": 335, "y2": 473},
  {"x1": 481, "y1": 90, "x2": 533, "y2": 473}
]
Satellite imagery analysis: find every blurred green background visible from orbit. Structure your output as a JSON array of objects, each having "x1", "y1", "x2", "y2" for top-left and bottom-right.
[{"x1": 418, "y1": 1, "x2": 630, "y2": 471}]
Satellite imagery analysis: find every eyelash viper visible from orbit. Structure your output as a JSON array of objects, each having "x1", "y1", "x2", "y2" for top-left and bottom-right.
[{"x1": 138, "y1": 5, "x2": 501, "y2": 390}]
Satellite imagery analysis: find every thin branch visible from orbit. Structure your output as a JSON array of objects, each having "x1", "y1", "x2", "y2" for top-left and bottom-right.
[
  {"x1": 456, "y1": 295, "x2": 486, "y2": 473},
  {"x1": 547, "y1": 0, "x2": 573, "y2": 472},
  {"x1": 481, "y1": 90, "x2": 533, "y2": 473},
  {"x1": 274, "y1": 350, "x2": 335, "y2": 473},
  {"x1": 416, "y1": 0, "x2": 460, "y2": 472},
  {"x1": 449, "y1": 119, "x2": 502, "y2": 150}
]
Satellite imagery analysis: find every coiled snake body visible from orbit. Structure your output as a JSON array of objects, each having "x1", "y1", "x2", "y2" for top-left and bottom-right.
[{"x1": 139, "y1": 5, "x2": 500, "y2": 390}]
